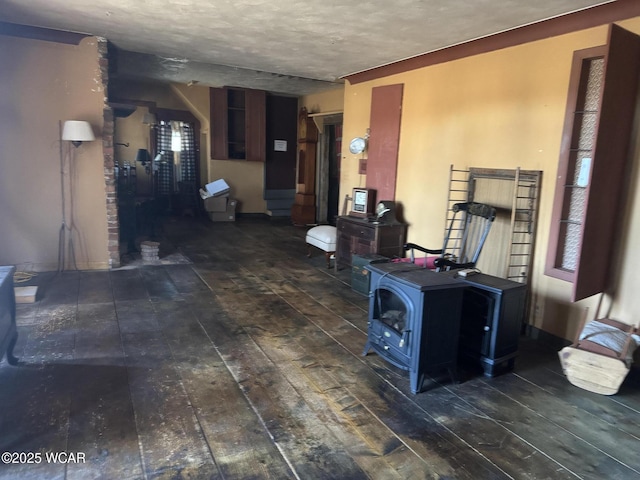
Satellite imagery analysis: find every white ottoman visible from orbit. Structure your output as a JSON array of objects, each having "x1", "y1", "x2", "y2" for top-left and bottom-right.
[{"x1": 306, "y1": 225, "x2": 337, "y2": 269}]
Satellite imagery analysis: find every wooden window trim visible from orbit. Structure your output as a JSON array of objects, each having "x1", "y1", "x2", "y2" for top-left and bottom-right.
[
  {"x1": 545, "y1": 46, "x2": 605, "y2": 284},
  {"x1": 545, "y1": 25, "x2": 640, "y2": 302}
]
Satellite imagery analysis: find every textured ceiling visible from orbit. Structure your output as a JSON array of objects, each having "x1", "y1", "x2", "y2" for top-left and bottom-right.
[{"x1": 0, "y1": 0, "x2": 613, "y2": 95}]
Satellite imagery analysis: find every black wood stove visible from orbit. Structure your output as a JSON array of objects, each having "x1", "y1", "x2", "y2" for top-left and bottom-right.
[{"x1": 362, "y1": 263, "x2": 467, "y2": 394}]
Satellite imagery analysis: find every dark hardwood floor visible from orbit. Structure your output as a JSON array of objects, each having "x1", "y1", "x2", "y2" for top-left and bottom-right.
[{"x1": 1, "y1": 216, "x2": 639, "y2": 479}]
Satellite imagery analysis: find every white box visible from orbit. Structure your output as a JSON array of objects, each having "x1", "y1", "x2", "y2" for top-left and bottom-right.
[{"x1": 205, "y1": 179, "x2": 230, "y2": 197}]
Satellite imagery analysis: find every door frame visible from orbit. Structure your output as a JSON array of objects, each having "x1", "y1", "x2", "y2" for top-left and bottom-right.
[{"x1": 311, "y1": 112, "x2": 343, "y2": 224}]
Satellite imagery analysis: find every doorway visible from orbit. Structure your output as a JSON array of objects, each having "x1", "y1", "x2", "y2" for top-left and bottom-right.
[
  {"x1": 314, "y1": 113, "x2": 343, "y2": 225},
  {"x1": 114, "y1": 107, "x2": 200, "y2": 258}
]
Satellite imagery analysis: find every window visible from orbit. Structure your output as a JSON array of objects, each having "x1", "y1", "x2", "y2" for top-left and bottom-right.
[{"x1": 545, "y1": 25, "x2": 640, "y2": 302}]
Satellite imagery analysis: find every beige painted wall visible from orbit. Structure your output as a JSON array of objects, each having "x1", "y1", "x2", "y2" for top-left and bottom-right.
[
  {"x1": 171, "y1": 83, "x2": 210, "y2": 188},
  {"x1": 116, "y1": 84, "x2": 347, "y2": 215},
  {"x1": 113, "y1": 80, "x2": 194, "y2": 189},
  {"x1": 113, "y1": 82, "x2": 293, "y2": 214},
  {"x1": 166, "y1": 84, "x2": 268, "y2": 211},
  {"x1": 207, "y1": 160, "x2": 266, "y2": 212},
  {"x1": 114, "y1": 80, "x2": 189, "y2": 110},
  {"x1": 301, "y1": 88, "x2": 345, "y2": 115},
  {"x1": 0, "y1": 35, "x2": 108, "y2": 271},
  {"x1": 341, "y1": 18, "x2": 640, "y2": 341},
  {"x1": 203, "y1": 87, "x2": 347, "y2": 214},
  {"x1": 172, "y1": 84, "x2": 266, "y2": 213},
  {"x1": 115, "y1": 108, "x2": 154, "y2": 195}
]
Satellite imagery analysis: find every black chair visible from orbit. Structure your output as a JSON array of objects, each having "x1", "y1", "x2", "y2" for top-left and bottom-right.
[{"x1": 402, "y1": 202, "x2": 497, "y2": 271}]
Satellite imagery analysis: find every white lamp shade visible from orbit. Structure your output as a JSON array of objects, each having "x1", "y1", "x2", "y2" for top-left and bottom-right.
[{"x1": 62, "y1": 121, "x2": 95, "y2": 142}]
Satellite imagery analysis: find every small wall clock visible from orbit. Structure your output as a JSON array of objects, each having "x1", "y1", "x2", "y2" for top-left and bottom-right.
[{"x1": 349, "y1": 136, "x2": 367, "y2": 154}]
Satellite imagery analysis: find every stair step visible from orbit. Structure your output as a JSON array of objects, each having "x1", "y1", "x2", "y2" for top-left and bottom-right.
[
  {"x1": 267, "y1": 209, "x2": 292, "y2": 217},
  {"x1": 266, "y1": 198, "x2": 294, "y2": 210},
  {"x1": 264, "y1": 189, "x2": 296, "y2": 200}
]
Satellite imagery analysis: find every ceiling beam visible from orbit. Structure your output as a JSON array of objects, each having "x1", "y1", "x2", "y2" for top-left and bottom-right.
[{"x1": 0, "y1": 21, "x2": 89, "y2": 45}]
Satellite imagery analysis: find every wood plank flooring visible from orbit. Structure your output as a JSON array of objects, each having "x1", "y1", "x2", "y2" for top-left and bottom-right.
[{"x1": 1, "y1": 216, "x2": 639, "y2": 479}]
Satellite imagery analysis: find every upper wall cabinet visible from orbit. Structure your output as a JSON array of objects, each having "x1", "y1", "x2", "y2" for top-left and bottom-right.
[
  {"x1": 545, "y1": 24, "x2": 640, "y2": 302},
  {"x1": 210, "y1": 87, "x2": 266, "y2": 162}
]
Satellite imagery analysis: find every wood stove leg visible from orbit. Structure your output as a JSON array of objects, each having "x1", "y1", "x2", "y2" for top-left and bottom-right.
[
  {"x1": 448, "y1": 367, "x2": 460, "y2": 384},
  {"x1": 410, "y1": 371, "x2": 424, "y2": 394},
  {"x1": 481, "y1": 359, "x2": 498, "y2": 377},
  {"x1": 5, "y1": 331, "x2": 18, "y2": 366}
]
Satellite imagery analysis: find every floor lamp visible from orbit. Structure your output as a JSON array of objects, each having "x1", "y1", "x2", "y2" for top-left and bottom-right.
[{"x1": 58, "y1": 120, "x2": 95, "y2": 272}]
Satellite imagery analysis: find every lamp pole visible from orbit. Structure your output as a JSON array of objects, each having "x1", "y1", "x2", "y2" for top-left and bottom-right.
[
  {"x1": 57, "y1": 120, "x2": 76, "y2": 272},
  {"x1": 57, "y1": 120, "x2": 95, "y2": 272}
]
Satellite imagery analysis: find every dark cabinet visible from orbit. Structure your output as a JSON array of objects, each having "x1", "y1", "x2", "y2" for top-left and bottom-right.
[
  {"x1": 452, "y1": 273, "x2": 527, "y2": 377},
  {"x1": 210, "y1": 87, "x2": 266, "y2": 162},
  {"x1": 336, "y1": 216, "x2": 407, "y2": 269}
]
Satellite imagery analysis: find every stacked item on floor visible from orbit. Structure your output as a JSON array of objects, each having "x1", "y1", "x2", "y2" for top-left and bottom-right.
[
  {"x1": 559, "y1": 316, "x2": 640, "y2": 395},
  {"x1": 351, "y1": 254, "x2": 389, "y2": 295},
  {"x1": 140, "y1": 241, "x2": 160, "y2": 262},
  {"x1": 200, "y1": 179, "x2": 238, "y2": 222}
]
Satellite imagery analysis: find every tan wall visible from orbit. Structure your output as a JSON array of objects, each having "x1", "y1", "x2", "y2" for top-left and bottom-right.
[
  {"x1": 114, "y1": 80, "x2": 189, "y2": 110},
  {"x1": 301, "y1": 88, "x2": 345, "y2": 114},
  {"x1": 203, "y1": 87, "x2": 347, "y2": 214},
  {"x1": 113, "y1": 82, "x2": 282, "y2": 214},
  {"x1": 171, "y1": 84, "x2": 266, "y2": 213},
  {"x1": 0, "y1": 35, "x2": 107, "y2": 271},
  {"x1": 117, "y1": 84, "x2": 347, "y2": 214},
  {"x1": 342, "y1": 18, "x2": 640, "y2": 341},
  {"x1": 115, "y1": 108, "x2": 155, "y2": 195},
  {"x1": 166, "y1": 84, "x2": 266, "y2": 211},
  {"x1": 207, "y1": 160, "x2": 266, "y2": 212},
  {"x1": 171, "y1": 84, "x2": 210, "y2": 188},
  {"x1": 113, "y1": 80, "x2": 194, "y2": 186}
]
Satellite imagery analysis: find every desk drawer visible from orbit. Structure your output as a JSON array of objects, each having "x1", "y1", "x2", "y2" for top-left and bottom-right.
[{"x1": 338, "y1": 221, "x2": 375, "y2": 241}]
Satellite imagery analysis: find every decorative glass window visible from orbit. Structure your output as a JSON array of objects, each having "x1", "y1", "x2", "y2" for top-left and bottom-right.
[
  {"x1": 558, "y1": 55, "x2": 604, "y2": 273},
  {"x1": 545, "y1": 25, "x2": 640, "y2": 302}
]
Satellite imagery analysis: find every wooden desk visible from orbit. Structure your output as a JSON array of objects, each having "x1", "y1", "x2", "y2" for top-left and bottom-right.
[{"x1": 335, "y1": 216, "x2": 407, "y2": 269}]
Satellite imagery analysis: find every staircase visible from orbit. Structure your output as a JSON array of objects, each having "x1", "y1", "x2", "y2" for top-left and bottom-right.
[{"x1": 265, "y1": 189, "x2": 296, "y2": 217}]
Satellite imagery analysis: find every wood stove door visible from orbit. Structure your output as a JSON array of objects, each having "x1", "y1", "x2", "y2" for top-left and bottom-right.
[
  {"x1": 368, "y1": 316, "x2": 411, "y2": 364},
  {"x1": 366, "y1": 286, "x2": 414, "y2": 368}
]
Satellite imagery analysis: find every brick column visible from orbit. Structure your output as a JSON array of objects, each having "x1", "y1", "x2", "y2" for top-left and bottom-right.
[{"x1": 97, "y1": 38, "x2": 120, "y2": 268}]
